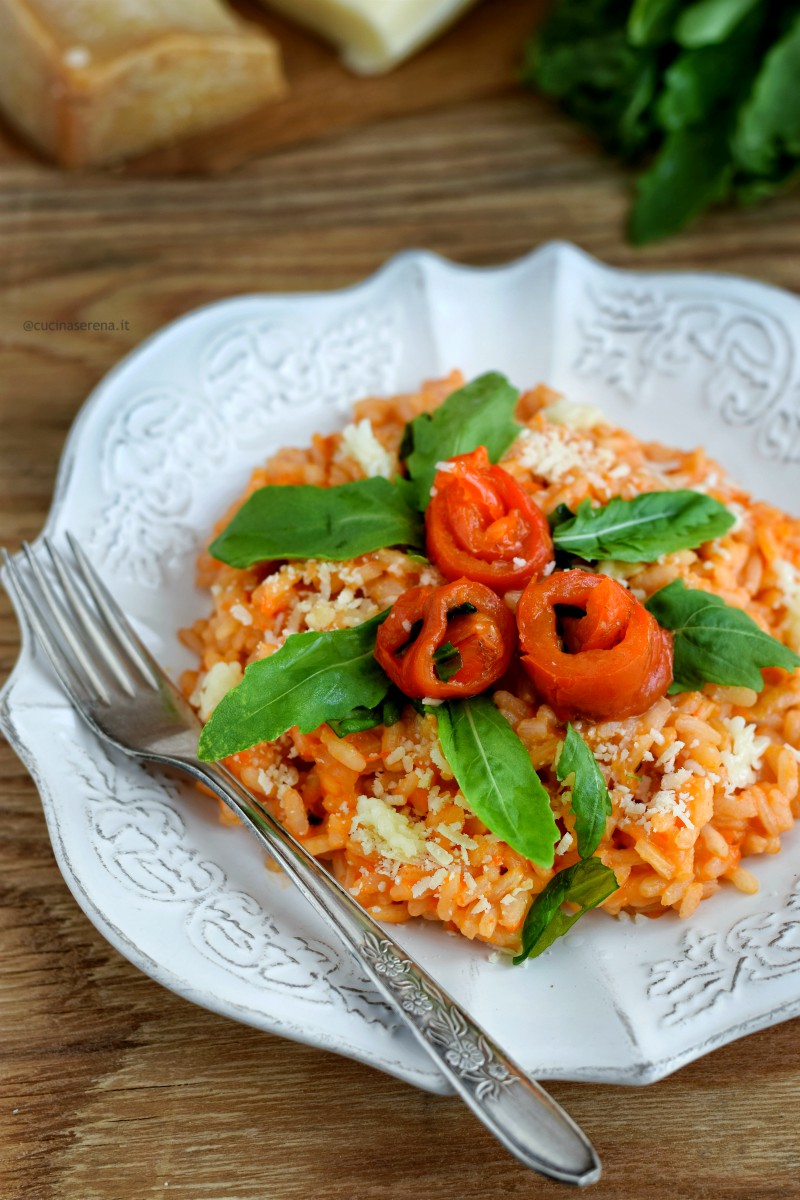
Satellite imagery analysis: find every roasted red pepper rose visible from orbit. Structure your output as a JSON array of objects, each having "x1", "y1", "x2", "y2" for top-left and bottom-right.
[
  {"x1": 426, "y1": 447, "x2": 554, "y2": 591},
  {"x1": 516, "y1": 569, "x2": 673, "y2": 720},
  {"x1": 375, "y1": 578, "x2": 516, "y2": 700}
]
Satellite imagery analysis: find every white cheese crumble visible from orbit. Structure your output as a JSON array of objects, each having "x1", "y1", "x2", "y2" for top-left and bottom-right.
[
  {"x1": 257, "y1": 762, "x2": 299, "y2": 799},
  {"x1": 190, "y1": 661, "x2": 243, "y2": 722},
  {"x1": 338, "y1": 418, "x2": 393, "y2": 479},
  {"x1": 410, "y1": 867, "x2": 447, "y2": 899},
  {"x1": 720, "y1": 716, "x2": 770, "y2": 795},
  {"x1": 513, "y1": 426, "x2": 615, "y2": 483},
  {"x1": 230, "y1": 603, "x2": 253, "y2": 626},
  {"x1": 541, "y1": 397, "x2": 605, "y2": 430},
  {"x1": 351, "y1": 795, "x2": 429, "y2": 863},
  {"x1": 595, "y1": 559, "x2": 644, "y2": 585},
  {"x1": 773, "y1": 559, "x2": 800, "y2": 651},
  {"x1": 554, "y1": 831, "x2": 573, "y2": 856}
]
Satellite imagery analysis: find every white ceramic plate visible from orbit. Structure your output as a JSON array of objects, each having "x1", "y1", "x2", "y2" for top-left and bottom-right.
[{"x1": 3, "y1": 242, "x2": 800, "y2": 1095}]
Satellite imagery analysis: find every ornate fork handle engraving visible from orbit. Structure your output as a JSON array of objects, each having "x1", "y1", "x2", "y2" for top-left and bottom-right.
[
  {"x1": 196, "y1": 765, "x2": 599, "y2": 1186},
  {"x1": 360, "y1": 931, "x2": 515, "y2": 1102}
]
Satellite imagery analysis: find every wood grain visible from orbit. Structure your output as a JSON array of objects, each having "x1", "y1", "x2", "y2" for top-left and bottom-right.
[{"x1": 2, "y1": 38, "x2": 800, "y2": 1200}]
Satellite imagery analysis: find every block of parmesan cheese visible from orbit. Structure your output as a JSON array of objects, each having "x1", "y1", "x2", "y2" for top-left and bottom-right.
[
  {"x1": 259, "y1": 0, "x2": 482, "y2": 74},
  {"x1": 0, "y1": 0, "x2": 286, "y2": 167}
]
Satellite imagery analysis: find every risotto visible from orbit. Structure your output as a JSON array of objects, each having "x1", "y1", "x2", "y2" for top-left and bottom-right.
[{"x1": 180, "y1": 373, "x2": 800, "y2": 953}]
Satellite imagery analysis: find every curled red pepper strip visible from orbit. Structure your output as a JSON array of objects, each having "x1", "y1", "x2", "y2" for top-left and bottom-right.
[
  {"x1": 516, "y1": 570, "x2": 673, "y2": 721},
  {"x1": 375, "y1": 578, "x2": 516, "y2": 700},
  {"x1": 426, "y1": 447, "x2": 554, "y2": 592}
]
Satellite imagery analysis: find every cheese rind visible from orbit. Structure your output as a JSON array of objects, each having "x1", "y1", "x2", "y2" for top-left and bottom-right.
[
  {"x1": 0, "y1": 0, "x2": 286, "y2": 167},
  {"x1": 259, "y1": 0, "x2": 481, "y2": 74}
]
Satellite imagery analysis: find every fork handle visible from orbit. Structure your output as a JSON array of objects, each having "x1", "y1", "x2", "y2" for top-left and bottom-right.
[{"x1": 184, "y1": 759, "x2": 600, "y2": 1186}]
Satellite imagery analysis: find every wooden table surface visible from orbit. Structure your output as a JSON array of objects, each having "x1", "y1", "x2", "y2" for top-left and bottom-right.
[{"x1": 3, "y1": 23, "x2": 800, "y2": 1200}]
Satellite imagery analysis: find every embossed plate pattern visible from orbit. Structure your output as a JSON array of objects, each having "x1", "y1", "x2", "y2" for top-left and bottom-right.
[{"x1": 3, "y1": 243, "x2": 800, "y2": 1092}]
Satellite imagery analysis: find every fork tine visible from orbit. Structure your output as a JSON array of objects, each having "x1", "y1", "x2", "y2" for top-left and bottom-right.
[
  {"x1": 2, "y1": 548, "x2": 98, "y2": 709},
  {"x1": 65, "y1": 532, "x2": 160, "y2": 690},
  {"x1": 20, "y1": 542, "x2": 113, "y2": 704},
  {"x1": 43, "y1": 538, "x2": 137, "y2": 700}
]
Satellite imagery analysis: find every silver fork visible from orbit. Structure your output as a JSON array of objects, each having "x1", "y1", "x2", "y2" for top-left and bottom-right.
[{"x1": 1, "y1": 534, "x2": 601, "y2": 1187}]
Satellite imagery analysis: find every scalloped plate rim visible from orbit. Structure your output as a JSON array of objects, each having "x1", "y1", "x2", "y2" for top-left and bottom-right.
[{"x1": 3, "y1": 242, "x2": 800, "y2": 1093}]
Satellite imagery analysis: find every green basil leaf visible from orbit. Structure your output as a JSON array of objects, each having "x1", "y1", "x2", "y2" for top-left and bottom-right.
[
  {"x1": 645, "y1": 579, "x2": 800, "y2": 694},
  {"x1": 656, "y1": 3, "x2": 766, "y2": 131},
  {"x1": 552, "y1": 490, "x2": 735, "y2": 562},
  {"x1": 328, "y1": 688, "x2": 405, "y2": 738},
  {"x1": 401, "y1": 373, "x2": 521, "y2": 510},
  {"x1": 209, "y1": 477, "x2": 424, "y2": 568},
  {"x1": 732, "y1": 11, "x2": 800, "y2": 177},
  {"x1": 675, "y1": 0, "x2": 761, "y2": 48},
  {"x1": 447, "y1": 601, "x2": 478, "y2": 618},
  {"x1": 433, "y1": 641, "x2": 462, "y2": 683},
  {"x1": 628, "y1": 0, "x2": 683, "y2": 46},
  {"x1": 547, "y1": 502, "x2": 575, "y2": 533},
  {"x1": 436, "y1": 695, "x2": 559, "y2": 868},
  {"x1": 629, "y1": 122, "x2": 733, "y2": 244},
  {"x1": 556, "y1": 725, "x2": 612, "y2": 859},
  {"x1": 513, "y1": 858, "x2": 619, "y2": 964},
  {"x1": 198, "y1": 612, "x2": 390, "y2": 760}
]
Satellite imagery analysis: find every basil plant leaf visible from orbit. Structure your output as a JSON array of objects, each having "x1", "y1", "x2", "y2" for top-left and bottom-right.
[
  {"x1": 732, "y1": 11, "x2": 800, "y2": 178},
  {"x1": 556, "y1": 725, "x2": 612, "y2": 859},
  {"x1": 675, "y1": 0, "x2": 761, "y2": 49},
  {"x1": 514, "y1": 858, "x2": 618, "y2": 964},
  {"x1": 432, "y1": 641, "x2": 463, "y2": 684},
  {"x1": 645, "y1": 580, "x2": 800, "y2": 694},
  {"x1": 402, "y1": 373, "x2": 521, "y2": 510},
  {"x1": 436, "y1": 695, "x2": 558, "y2": 869},
  {"x1": 656, "y1": 2, "x2": 765, "y2": 132},
  {"x1": 209, "y1": 477, "x2": 424, "y2": 568},
  {"x1": 552, "y1": 490, "x2": 735, "y2": 562},
  {"x1": 198, "y1": 612, "x2": 391, "y2": 760},
  {"x1": 627, "y1": 0, "x2": 683, "y2": 46},
  {"x1": 629, "y1": 122, "x2": 733, "y2": 244},
  {"x1": 328, "y1": 688, "x2": 405, "y2": 738}
]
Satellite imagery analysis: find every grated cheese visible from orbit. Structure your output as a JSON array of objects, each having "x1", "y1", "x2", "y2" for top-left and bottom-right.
[
  {"x1": 190, "y1": 660, "x2": 243, "y2": 722},
  {"x1": 541, "y1": 397, "x2": 605, "y2": 430},
  {"x1": 720, "y1": 716, "x2": 770, "y2": 795},
  {"x1": 351, "y1": 795, "x2": 429, "y2": 863},
  {"x1": 773, "y1": 559, "x2": 800, "y2": 651},
  {"x1": 410, "y1": 867, "x2": 447, "y2": 899},
  {"x1": 338, "y1": 418, "x2": 393, "y2": 478},
  {"x1": 436, "y1": 822, "x2": 478, "y2": 850},
  {"x1": 513, "y1": 426, "x2": 615, "y2": 483},
  {"x1": 257, "y1": 761, "x2": 299, "y2": 800},
  {"x1": 554, "y1": 831, "x2": 574, "y2": 855}
]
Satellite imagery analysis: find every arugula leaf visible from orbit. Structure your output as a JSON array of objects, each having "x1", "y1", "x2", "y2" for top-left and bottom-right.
[
  {"x1": 209, "y1": 477, "x2": 424, "y2": 568},
  {"x1": 436, "y1": 695, "x2": 559, "y2": 868},
  {"x1": 513, "y1": 858, "x2": 619, "y2": 963},
  {"x1": 675, "y1": 0, "x2": 761, "y2": 48},
  {"x1": 524, "y1": 0, "x2": 800, "y2": 243},
  {"x1": 627, "y1": 0, "x2": 683, "y2": 46},
  {"x1": 733, "y1": 11, "x2": 800, "y2": 177},
  {"x1": 198, "y1": 612, "x2": 390, "y2": 760},
  {"x1": 657, "y1": 3, "x2": 765, "y2": 132},
  {"x1": 401, "y1": 373, "x2": 521, "y2": 510},
  {"x1": 645, "y1": 579, "x2": 800, "y2": 694},
  {"x1": 552, "y1": 490, "x2": 735, "y2": 562},
  {"x1": 556, "y1": 726, "x2": 612, "y2": 859},
  {"x1": 327, "y1": 688, "x2": 405, "y2": 738},
  {"x1": 432, "y1": 642, "x2": 462, "y2": 683},
  {"x1": 629, "y1": 122, "x2": 733, "y2": 244},
  {"x1": 527, "y1": 27, "x2": 659, "y2": 160}
]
